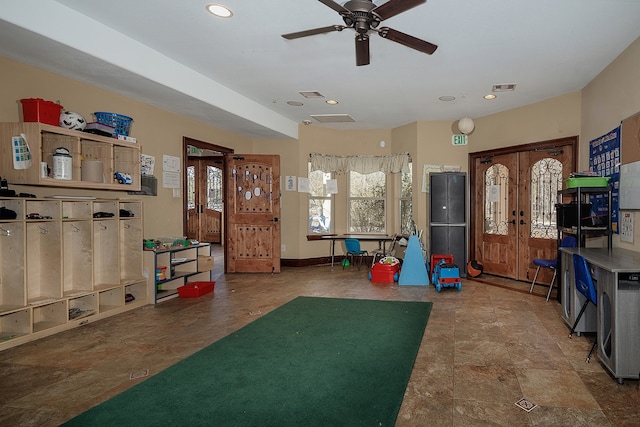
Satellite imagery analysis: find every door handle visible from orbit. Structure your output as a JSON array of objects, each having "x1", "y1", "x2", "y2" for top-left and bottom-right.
[
  {"x1": 270, "y1": 217, "x2": 279, "y2": 223},
  {"x1": 510, "y1": 219, "x2": 516, "y2": 225},
  {"x1": 520, "y1": 219, "x2": 525, "y2": 225}
]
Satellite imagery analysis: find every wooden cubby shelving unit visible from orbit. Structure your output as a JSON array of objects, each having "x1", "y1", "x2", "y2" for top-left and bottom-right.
[{"x1": 0, "y1": 197, "x2": 146, "y2": 351}]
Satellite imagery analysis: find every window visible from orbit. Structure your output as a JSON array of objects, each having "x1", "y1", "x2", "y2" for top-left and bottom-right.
[
  {"x1": 308, "y1": 164, "x2": 333, "y2": 234},
  {"x1": 349, "y1": 170, "x2": 386, "y2": 233},
  {"x1": 399, "y1": 163, "x2": 412, "y2": 234}
]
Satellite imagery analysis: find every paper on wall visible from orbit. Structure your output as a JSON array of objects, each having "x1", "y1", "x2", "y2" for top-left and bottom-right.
[{"x1": 12, "y1": 134, "x2": 32, "y2": 170}]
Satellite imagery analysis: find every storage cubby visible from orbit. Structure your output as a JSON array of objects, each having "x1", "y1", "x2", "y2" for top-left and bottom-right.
[
  {"x1": 0, "y1": 221, "x2": 25, "y2": 310},
  {"x1": 93, "y1": 219, "x2": 120, "y2": 289},
  {"x1": 33, "y1": 300, "x2": 67, "y2": 333},
  {"x1": 63, "y1": 221, "x2": 93, "y2": 295},
  {"x1": 0, "y1": 198, "x2": 24, "y2": 218},
  {"x1": 93, "y1": 201, "x2": 118, "y2": 217},
  {"x1": 120, "y1": 202, "x2": 144, "y2": 283},
  {"x1": 125, "y1": 282, "x2": 147, "y2": 305},
  {"x1": 0, "y1": 122, "x2": 141, "y2": 191},
  {"x1": 99, "y1": 287, "x2": 124, "y2": 312},
  {"x1": 0, "y1": 197, "x2": 147, "y2": 351},
  {"x1": 68, "y1": 293, "x2": 97, "y2": 320},
  {"x1": 62, "y1": 201, "x2": 92, "y2": 219},
  {"x1": 26, "y1": 221, "x2": 62, "y2": 303},
  {"x1": 119, "y1": 200, "x2": 142, "y2": 218},
  {"x1": 26, "y1": 199, "x2": 60, "y2": 220},
  {"x1": 0, "y1": 309, "x2": 31, "y2": 341}
]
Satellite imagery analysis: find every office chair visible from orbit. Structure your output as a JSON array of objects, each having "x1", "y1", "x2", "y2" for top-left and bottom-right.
[
  {"x1": 569, "y1": 253, "x2": 598, "y2": 363},
  {"x1": 344, "y1": 238, "x2": 368, "y2": 270},
  {"x1": 370, "y1": 234, "x2": 397, "y2": 267},
  {"x1": 529, "y1": 235, "x2": 577, "y2": 301}
]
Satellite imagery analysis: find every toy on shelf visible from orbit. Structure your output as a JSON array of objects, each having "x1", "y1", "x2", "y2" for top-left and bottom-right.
[
  {"x1": 368, "y1": 256, "x2": 401, "y2": 283},
  {"x1": 430, "y1": 254, "x2": 462, "y2": 292}
]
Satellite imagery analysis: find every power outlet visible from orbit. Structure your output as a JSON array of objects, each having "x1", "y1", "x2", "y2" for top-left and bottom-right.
[{"x1": 281, "y1": 244, "x2": 286, "y2": 252}]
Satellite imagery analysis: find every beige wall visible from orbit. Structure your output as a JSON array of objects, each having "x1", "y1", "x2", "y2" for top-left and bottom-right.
[
  {"x1": 0, "y1": 56, "x2": 253, "y2": 238},
  {"x1": 2, "y1": 33, "x2": 639, "y2": 259},
  {"x1": 582, "y1": 36, "x2": 640, "y2": 249}
]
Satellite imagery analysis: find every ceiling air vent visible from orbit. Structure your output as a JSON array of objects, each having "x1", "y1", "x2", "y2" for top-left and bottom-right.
[
  {"x1": 310, "y1": 114, "x2": 355, "y2": 123},
  {"x1": 492, "y1": 84, "x2": 517, "y2": 92},
  {"x1": 298, "y1": 91, "x2": 325, "y2": 98}
]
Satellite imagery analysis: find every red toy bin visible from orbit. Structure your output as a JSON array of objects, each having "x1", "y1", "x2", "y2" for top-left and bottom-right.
[
  {"x1": 370, "y1": 263, "x2": 400, "y2": 283},
  {"x1": 20, "y1": 98, "x2": 63, "y2": 126},
  {"x1": 177, "y1": 281, "x2": 215, "y2": 298}
]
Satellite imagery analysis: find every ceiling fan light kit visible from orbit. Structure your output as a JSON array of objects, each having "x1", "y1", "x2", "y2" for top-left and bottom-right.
[{"x1": 282, "y1": 0, "x2": 437, "y2": 66}]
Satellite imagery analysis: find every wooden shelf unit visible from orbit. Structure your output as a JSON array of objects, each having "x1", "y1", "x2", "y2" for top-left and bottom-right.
[
  {"x1": 0, "y1": 197, "x2": 146, "y2": 351},
  {"x1": 0, "y1": 122, "x2": 141, "y2": 191},
  {"x1": 144, "y1": 243, "x2": 213, "y2": 303}
]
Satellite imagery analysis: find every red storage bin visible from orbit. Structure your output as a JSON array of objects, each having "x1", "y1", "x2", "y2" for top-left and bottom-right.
[
  {"x1": 177, "y1": 281, "x2": 215, "y2": 298},
  {"x1": 20, "y1": 98, "x2": 63, "y2": 126}
]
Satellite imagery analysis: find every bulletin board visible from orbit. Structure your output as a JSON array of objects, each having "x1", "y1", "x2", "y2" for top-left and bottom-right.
[
  {"x1": 620, "y1": 112, "x2": 640, "y2": 209},
  {"x1": 589, "y1": 127, "x2": 620, "y2": 232},
  {"x1": 621, "y1": 112, "x2": 640, "y2": 164}
]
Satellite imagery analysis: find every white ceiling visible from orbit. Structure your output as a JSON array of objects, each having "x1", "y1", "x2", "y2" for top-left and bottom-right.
[{"x1": 1, "y1": 0, "x2": 640, "y2": 140}]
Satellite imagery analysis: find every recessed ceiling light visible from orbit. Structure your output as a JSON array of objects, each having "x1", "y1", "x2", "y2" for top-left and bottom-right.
[
  {"x1": 287, "y1": 101, "x2": 304, "y2": 106},
  {"x1": 484, "y1": 94, "x2": 497, "y2": 100},
  {"x1": 326, "y1": 100, "x2": 339, "y2": 105},
  {"x1": 439, "y1": 96, "x2": 455, "y2": 101},
  {"x1": 206, "y1": 4, "x2": 233, "y2": 18}
]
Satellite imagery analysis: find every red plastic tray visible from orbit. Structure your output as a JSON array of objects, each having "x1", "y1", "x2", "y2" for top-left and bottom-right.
[{"x1": 177, "y1": 281, "x2": 215, "y2": 298}]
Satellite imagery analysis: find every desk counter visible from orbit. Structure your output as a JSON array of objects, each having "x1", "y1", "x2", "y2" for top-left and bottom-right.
[{"x1": 560, "y1": 247, "x2": 640, "y2": 383}]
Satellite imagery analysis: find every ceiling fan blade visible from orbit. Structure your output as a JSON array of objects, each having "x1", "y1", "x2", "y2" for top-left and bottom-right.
[
  {"x1": 372, "y1": 0, "x2": 426, "y2": 21},
  {"x1": 355, "y1": 34, "x2": 370, "y2": 66},
  {"x1": 378, "y1": 27, "x2": 438, "y2": 55},
  {"x1": 318, "y1": 0, "x2": 350, "y2": 14},
  {"x1": 282, "y1": 25, "x2": 345, "y2": 40}
]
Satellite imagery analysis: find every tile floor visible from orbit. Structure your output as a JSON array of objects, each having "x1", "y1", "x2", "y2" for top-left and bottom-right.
[{"x1": 0, "y1": 248, "x2": 638, "y2": 426}]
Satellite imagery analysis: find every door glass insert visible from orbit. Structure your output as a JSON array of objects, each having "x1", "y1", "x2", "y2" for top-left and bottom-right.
[
  {"x1": 530, "y1": 158, "x2": 562, "y2": 238},
  {"x1": 484, "y1": 163, "x2": 509, "y2": 235},
  {"x1": 207, "y1": 165, "x2": 223, "y2": 212},
  {"x1": 187, "y1": 165, "x2": 195, "y2": 209}
]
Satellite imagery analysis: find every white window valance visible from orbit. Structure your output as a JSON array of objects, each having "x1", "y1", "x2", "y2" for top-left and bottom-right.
[{"x1": 309, "y1": 152, "x2": 410, "y2": 175}]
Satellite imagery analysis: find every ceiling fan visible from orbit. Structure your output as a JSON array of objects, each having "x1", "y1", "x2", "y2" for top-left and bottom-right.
[{"x1": 281, "y1": 0, "x2": 438, "y2": 66}]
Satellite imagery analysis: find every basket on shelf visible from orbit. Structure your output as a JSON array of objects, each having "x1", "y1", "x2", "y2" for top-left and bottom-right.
[{"x1": 93, "y1": 112, "x2": 133, "y2": 136}]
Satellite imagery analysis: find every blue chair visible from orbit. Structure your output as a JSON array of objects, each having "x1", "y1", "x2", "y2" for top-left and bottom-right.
[
  {"x1": 569, "y1": 253, "x2": 598, "y2": 363},
  {"x1": 344, "y1": 238, "x2": 368, "y2": 270},
  {"x1": 529, "y1": 235, "x2": 577, "y2": 301}
]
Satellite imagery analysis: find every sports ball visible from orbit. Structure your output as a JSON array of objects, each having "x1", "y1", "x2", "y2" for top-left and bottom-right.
[
  {"x1": 467, "y1": 260, "x2": 483, "y2": 277},
  {"x1": 341, "y1": 258, "x2": 350, "y2": 267},
  {"x1": 60, "y1": 111, "x2": 87, "y2": 130}
]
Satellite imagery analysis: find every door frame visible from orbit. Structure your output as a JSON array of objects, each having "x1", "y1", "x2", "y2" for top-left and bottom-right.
[
  {"x1": 468, "y1": 136, "x2": 578, "y2": 280},
  {"x1": 183, "y1": 137, "x2": 233, "y2": 269}
]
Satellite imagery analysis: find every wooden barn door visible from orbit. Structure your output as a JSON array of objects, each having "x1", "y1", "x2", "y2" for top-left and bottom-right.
[{"x1": 225, "y1": 154, "x2": 281, "y2": 273}]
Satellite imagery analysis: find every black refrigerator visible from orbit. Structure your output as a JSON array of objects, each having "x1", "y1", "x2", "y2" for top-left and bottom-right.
[{"x1": 429, "y1": 172, "x2": 467, "y2": 276}]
